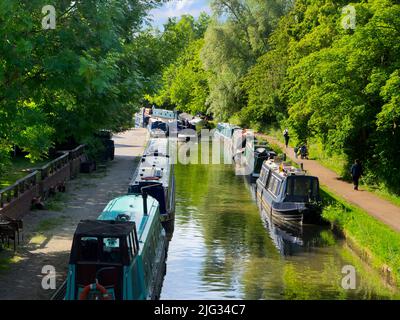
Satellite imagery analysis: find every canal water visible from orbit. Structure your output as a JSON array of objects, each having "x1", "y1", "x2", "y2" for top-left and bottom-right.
[{"x1": 160, "y1": 150, "x2": 399, "y2": 300}]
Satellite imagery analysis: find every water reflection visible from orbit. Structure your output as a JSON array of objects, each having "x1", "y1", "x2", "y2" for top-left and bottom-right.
[{"x1": 161, "y1": 149, "x2": 399, "y2": 300}]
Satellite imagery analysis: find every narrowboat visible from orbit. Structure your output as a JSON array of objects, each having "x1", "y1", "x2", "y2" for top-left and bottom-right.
[
  {"x1": 214, "y1": 123, "x2": 242, "y2": 159},
  {"x1": 144, "y1": 138, "x2": 170, "y2": 157},
  {"x1": 214, "y1": 123, "x2": 242, "y2": 142},
  {"x1": 128, "y1": 139, "x2": 175, "y2": 239},
  {"x1": 148, "y1": 120, "x2": 168, "y2": 138},
  {"x1": 151, "y1": 107, "x2": 176, "y2": 121},
  {"x1": 234, "y1": 138, "x2": 276, "y2": 181},
  {"x1": 64, "y1": 191, "x2": 168, "y2": 300},
  {"x1": 167, "y1": 120, "x2": 184, "y2": 138},
  {"x1": 256, "y1": 159, "x2": 321, "y2": 223}
]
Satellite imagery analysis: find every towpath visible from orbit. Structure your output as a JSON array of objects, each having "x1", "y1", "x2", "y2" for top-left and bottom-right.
[
  {"x1": 0, "y1": 129, "x2": 148, "y2": 300},
  {"x1": 257, "y1": 134, "x2": 400, "y2": 233}
]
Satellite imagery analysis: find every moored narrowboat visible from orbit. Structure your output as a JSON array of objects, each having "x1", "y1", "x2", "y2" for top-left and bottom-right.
[
  {"x1": 234, "y1": 137, "x2": 276, "y2": 181},
  {"x1": 214, "y1": 123, "x2": 242, "y2": 160},
  {"x1": 256, "y1": 159, "x2": 321, "y2": 224},
  {"x1": 64, "y1": 191, "x2": 168, "y2": 300},
  {"x1": 144, "y1": 138, "x2": 170, "y2": 157},
  {"x1": 128, "y1": 138, "x2": 175, "y2": 239},
  {"x1": 214, "y1": 123, "x2": 242, "y2": 142},
  {"x1": 148, "y1": 120, "x2": 168, "y2": 138}
]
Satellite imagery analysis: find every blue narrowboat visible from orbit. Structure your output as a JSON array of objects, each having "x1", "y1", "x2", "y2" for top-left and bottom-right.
[
  {"x1": 214, "y1": 123, "x2": 242, "y2": 161},
  {"x1": 256, "y1": 159, "x2": 321, "y2": 224},
  {"x1": 151, "y1": 107, "x2": 176, "y2": 120},
  {"x1": 64, "y1": 191, "x2": 168, "y2": 300},
  {"x1": 214, "y1": 123, "x2": 242, "y2": 142},
  {"x1": 129, "y1": 138, "x2": 175, "y2": 239}
]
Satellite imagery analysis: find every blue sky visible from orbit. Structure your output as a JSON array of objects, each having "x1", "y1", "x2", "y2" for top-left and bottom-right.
[{"x1": 149, "y1": 0, "x2": 211, "y2": 29}]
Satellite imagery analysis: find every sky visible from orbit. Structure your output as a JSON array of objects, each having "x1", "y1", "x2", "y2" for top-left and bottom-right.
[{"x1": 149, "y1": 0, "x2": 211, "y2": 29}]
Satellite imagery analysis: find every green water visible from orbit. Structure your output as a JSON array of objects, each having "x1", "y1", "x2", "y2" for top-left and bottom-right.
[{"x1": 161, "y1": 159, "x2": 400, "y2": 300}]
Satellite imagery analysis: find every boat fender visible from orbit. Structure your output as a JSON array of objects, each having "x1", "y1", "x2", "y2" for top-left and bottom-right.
[{"x1": 79, "y1": 282, "x2": 112, "y2": 300}]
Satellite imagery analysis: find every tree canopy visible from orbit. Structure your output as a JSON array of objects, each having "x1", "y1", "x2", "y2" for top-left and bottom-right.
[
  {"x1": 2, "y1": 0, "x2": 400, "y2": 193},
  {"x1": 148, "y1": 0, "x2": 400, "y2": 193},
  {"x1": 0, "y1": 0, "x2": 166, "y2": 170}
]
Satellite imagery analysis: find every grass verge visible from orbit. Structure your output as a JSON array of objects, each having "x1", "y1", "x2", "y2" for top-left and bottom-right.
[
  {"x1": 0, "y1": 157, "x2": 48, "y2": 189},
  {"x1": 45, "y1": 193, "x2": 68, "y2": 212},
  {"x1": 321, "y1": 187, "x2": 400, "y2": 285},
  {"x1": 36, "y1": 216, "x2": 67, "y2": 233}
]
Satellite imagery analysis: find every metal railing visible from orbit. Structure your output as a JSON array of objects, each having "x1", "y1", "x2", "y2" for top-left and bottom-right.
[
  {"x1": 0, "y1": 171, "x2": 39, "y2": 208},
  {"x1": 68, "y1": 145, "x2": 85, "y2": 160},
  {"x1": 39, "y1": 153, "x2": 69, "y2": 181},
  {"x1": 0, "y1": 144, "x2": 86, "y2": 209}
]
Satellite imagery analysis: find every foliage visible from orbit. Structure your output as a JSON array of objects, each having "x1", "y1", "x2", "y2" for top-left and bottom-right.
[
  {"x1": 151, "y1": 39, "x2": 210, "y2": 114},
  {"x1": 147, "y1": 14, "x2": 211, "y2": 113},
  {"x1": 0, "y1": 0, "x2": 164, "y2": 169},
  {"x1": 200, "y1": 0, "x2": 292, "y2": 120}
]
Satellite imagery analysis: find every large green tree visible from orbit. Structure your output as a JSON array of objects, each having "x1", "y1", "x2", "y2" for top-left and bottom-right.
[
  {"x1": 200, "y1": 0, "x2": 292, "y2": 120},
  {"x1": 0, "y1": 0, "x2": 164, "y2": 169},
  {"x1": 147, "y1": 14, "x2": 211, "y2": 113}
]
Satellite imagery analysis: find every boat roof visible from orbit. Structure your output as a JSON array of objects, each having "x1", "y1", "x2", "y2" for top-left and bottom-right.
[
  {"x1": 152, "y1": 108, "x2": 176, "y2": 120},
  {"x1": 179, "y1": 112, "x2": 195, "y2": 121},
  {"x1": 99, "y1": 194, "x2": 159, "y2": 236},
  {"x1": 217, "y1": 123, "x2": 241, "y2": 130},
  {"x1": 263, "y1": 159, "x2": 309, "y2": 179},
  {"x1": 74, "y1": 220, "x2": 135, "y2": 238},
  {"x1": 129, "y1": 155, "x2": 171, "y2": 189},
  {"x1": 179, "y1": 113, "x2": 203, "y2": 124},
  {"x1": 144, "y1": 138, "x2": 169, "y2": 157}
]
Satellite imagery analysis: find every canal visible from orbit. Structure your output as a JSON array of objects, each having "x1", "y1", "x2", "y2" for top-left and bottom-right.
[{"x1": 161, "y1": 150, "x2": 399, "y2": 300}]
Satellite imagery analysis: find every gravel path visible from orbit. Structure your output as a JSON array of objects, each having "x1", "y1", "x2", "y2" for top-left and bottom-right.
[{"x1": 0, "y1": 129, "x2": 148, "y2": 300}]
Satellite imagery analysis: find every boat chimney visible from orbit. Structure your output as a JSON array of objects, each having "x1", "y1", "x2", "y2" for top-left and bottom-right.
[{"x1": 142, "y1": 193, "x2": 148, "y2": 215}]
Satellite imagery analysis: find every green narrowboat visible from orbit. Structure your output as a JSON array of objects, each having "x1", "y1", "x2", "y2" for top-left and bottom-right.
[{"x1": 64, "y1": 191, "x2": 168, "y2": 300}]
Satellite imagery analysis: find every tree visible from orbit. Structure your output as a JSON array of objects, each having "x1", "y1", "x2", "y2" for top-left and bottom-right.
[
  {"x1": 0, "y1": 0, "x2": 164, "y2": 170},
  {"x1": 200, "y1": 0, "x2": 292, "y2": 120}
]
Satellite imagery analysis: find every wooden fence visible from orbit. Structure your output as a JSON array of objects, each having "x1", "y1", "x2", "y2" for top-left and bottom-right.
[{"x1": 0, "y1": 145, "x2": 86, "y2": 220}]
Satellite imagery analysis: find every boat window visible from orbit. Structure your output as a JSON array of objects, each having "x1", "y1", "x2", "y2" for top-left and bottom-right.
[
  {"x1": 259, "y1": 169, "x2": 265, "y2": 181},
  {"x1": 285, "y1": 177, "x2": 318, "y2": 201},
  {"x1": 267, "y1": 176, "x2": 278, "y2": 196},
  {"x1": 102, "y1": 238, "x2": 122, "y2": 264},
  {"x1": 151, "y1": 122, "x2": 167, "y2": 132},
  {"x1": 261, "y1": 168, "x2": 270, "y2": 185},
  {"x1": 79, "y1": 237, "x2": 99, "y2": 262},
  {"x1": 274, "y1": 180, "x2": 282, "y2": 195},
  {"x1": 126, "y1": 235, "x2": 134, "y2": 260}
]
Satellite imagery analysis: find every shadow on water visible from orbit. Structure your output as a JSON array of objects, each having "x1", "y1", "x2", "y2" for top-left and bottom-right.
[{"x1": 160, "y1": 144, "x2": 400, "y2": 300}]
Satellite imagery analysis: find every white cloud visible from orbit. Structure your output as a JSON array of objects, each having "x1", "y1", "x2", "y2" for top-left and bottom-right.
[{"x1": 150, "y1": 0, "x2": 211, "y2": 29}]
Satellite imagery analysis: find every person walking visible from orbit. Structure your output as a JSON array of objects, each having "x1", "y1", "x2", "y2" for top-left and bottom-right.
[
  {"x1": 283, "y1": 128, "x2": 290, "y2": 148},
  {"x1": 350, "y1": 159, "x2": 363, "y2": 191}
]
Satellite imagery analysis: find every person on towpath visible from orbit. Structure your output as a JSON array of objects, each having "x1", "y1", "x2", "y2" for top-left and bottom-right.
[
  {"x1": 283, "y1": 129, "x2": 290, "y2": 148},
  {"x1": 350, "y1": 159, "x2": 364, "y2": 191}
]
